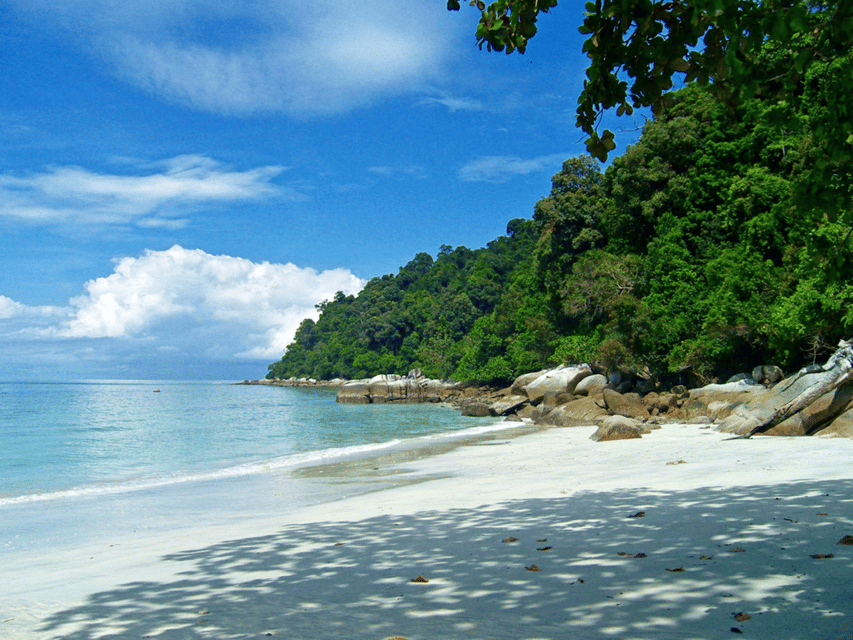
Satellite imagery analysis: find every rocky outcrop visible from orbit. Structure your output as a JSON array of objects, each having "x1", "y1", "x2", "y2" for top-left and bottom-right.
[
  {"x1": 337, "y1": 370, "x2": 458, "y2": 404},
  {"x1": 263, "y1": 340, "x2": 853, "y2": 441}
]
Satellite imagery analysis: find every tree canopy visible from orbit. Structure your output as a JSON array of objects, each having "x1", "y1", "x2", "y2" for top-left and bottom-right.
[{"x1": 448, "y1": 1, "x2": 853, "y2": 162}]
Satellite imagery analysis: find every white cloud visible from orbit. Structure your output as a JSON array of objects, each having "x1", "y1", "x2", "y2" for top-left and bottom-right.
[
  {"x1": 417, "y1": 94, "x2": 485, "y2": 113},
  {"x1": 55, "y1": 245, "x2": 365, "y2": 360},
  {"x1": 0, "y1": 155, "x2": 290, "y2": 228},
  {"x1": 458, "y1": 154, "x2": 568, "y2": 183},
  {"x1": 13, "y1": 0, "x2": 461, "y2": 116},
  {"x1": 0, "y1": 295, "x2": 64, "y2": 321}
]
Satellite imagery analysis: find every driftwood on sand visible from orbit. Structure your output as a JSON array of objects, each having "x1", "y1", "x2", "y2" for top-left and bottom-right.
[{"x1": 746, "y1": 339, "x2": 853, "y2": 438}]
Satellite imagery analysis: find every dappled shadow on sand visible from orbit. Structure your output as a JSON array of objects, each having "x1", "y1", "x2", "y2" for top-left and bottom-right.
[{"x1": 41, "y1": 480, "x2": 853, "y2": 640}]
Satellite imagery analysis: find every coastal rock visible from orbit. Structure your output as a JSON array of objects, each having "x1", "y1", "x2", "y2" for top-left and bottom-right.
[
  {"x1": 590, "y1": 416, "x2": 644, "y2": 441},
  {"x1": 369, "y1": 375, "x2": 408, "y2": 403},
  {"x1": 716, "y1": 368, "x2": 853, "y2": 436},
  {"x1": 535, "y1": 397, "x2": 608, "y2": 427},
  {"x1": 820, "y1": 407, "x2": 853, "y2": 438},
  {"x1": 462, "y1": 402, "x2": 491, "y2": 417},
  {"x1": 602, "y1": 389, "x2": 649, "y2": 419},
  {"x1": 574, "y1": 374, "x2": 607, "y2": 397},
  {"x1": 510, "y1": 369, "x2": 549, "y2": 396},
  {"x1": 336, "y1": 374, "x2": 455, "y2": 404},
  {"x1": 488, "y1": 395, "x2": 530, "y2": 417},
  {"x1": 766, "y1": 380, "x2": 853, "y2": 436},
  {"x1": 336, "y1": 380, "x2": 371, "y2": 404},
  {"x1": 522, "y1": 365, "x2": 592, "y2": 402}
]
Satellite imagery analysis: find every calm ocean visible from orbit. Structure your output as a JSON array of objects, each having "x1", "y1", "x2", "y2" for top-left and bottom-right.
[{"x1": 0, "y1": 381, "x2": 505, "y2": 554}]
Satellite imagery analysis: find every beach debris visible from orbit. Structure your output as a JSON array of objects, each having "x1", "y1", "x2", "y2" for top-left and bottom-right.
[
  {"x1": 383, "y1": 637, "x2": 409, "y2": 640},
  {"x1": 502, "y1": 537, "x2": 518, "y2": 543},
  {"x1": 666, "y1": 566, "x2": 685, "y2": 572},
  {"x1": 838, "y1": 535, "x2": 853, "y2": 545},
  {"x1": 628, "y1": 511, "x2": 646, "y2": 518},
  {"x1": 618, "y1": 552, "x2": 647, "y2": 558},
  {"x1": 333, "y1": 542, "x2": 345, "y2": 546},
  {"x1": 733, "y1": 613, "x2": 751, "y2": 622},
  {"x1": 816, "y1": 512, "x2": 827, "y2": 516},
  {"x1": 728, "y1": 547, "x2": 746, "y2": 553},
  {"x1": 410, "y1": 575, "x2": 429, "y2": 583},
  {"x1": 199, "y1": 610, "x2": 210, "y2": 615},
  {"x1": 537, "y1": 546, "x2": 553, "y2": 551},
  {"x1": 525, "y1": 564, "x2": 541, "y2": 571},
  {"x1": 810, "y1": 553, "x2": 834, "y2": 559},
  {"x1": 731, "y1": 627, "x2": 743, "y2": 634},
  {"x1": 700, "y1": 555, "x2": 714, "y2": 560},
  {"x1": 666, "y1": 459, "x2": 687, "y2": 465},
  {"x1": 537, "y1": 538, "x2": 547, "y2": 542}
]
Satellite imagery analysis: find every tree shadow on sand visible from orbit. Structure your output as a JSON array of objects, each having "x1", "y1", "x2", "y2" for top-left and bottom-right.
[{"x1": 39, "y1": 479, "x2": 853, "y2": 640}]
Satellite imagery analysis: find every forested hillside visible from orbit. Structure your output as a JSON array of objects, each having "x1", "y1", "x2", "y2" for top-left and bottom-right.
[{"x1": 268, "y1": 78, "x2": 852, "y2": 385}]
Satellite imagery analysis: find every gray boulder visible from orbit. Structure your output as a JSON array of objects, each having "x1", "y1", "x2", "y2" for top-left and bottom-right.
[
  {"x1": 574, "y1": 373, "x2": 607, "y2": 397},
  {"x1": 461, "y1": 402, "x2": 491, "y2": 417},
  {"x1": 523, "y1": 365, "x2": 592, "y2": 402},
  {"x1": 336, "y1": 380, "x2": 371, "y2": 404},
  {"x1": 590, "y1": 416, "x2": 644, "y2": 441},
  {"x1": 510, "y1": 369, "x2": 549, "y2": 396},
  {"x1": 488, "y1": 395, "x2": 530, "y2": 417},
  {"x1": 535, "y1": 397, "x2": 608, "y2": 427},
  {"x1": 602, "y1": 388, "x2": 649, "y2": 419},
  {"x1": 752, "y1": 365, "x2": 784, "y2": 385}
]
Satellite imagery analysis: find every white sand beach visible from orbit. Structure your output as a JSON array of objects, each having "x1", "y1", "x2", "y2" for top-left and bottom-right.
[{"x1": 3, "y1": 423, "x2": 853, "y2": 640}]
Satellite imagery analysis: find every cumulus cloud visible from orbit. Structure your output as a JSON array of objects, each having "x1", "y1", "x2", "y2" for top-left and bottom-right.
[
  {"x1": 12, "y1": 0, "x2": 460, "y2": 116},
  {"x1": 0, "y1": 155, "x2": 290, "y2": 228},
  {"x1": 457, "y1": 154, "x2": 568, "y2": 183},
  {"x1": 53, "y1": 245, "x2": 365, "y2": 360}
]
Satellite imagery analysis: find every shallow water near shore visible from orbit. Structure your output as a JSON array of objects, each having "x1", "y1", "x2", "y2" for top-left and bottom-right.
[{"x1": 0, "y1": 380, "x2": 513, "y2": 554}]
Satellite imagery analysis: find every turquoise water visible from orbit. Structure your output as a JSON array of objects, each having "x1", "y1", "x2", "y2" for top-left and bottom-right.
[{"x1": 0, "y1": 381, "x2": 503, "y2": 552}]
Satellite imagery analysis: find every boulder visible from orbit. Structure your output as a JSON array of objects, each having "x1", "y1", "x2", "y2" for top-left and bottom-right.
[
  {"x1": 602, "y1": 389, "x2": 649, "y2": 419},
  {"x1": 369, "y1": 375, "x2": 408, "y2": 403},
  {"x1": 820, "y1": 406, "x2": 853, "y2": 438},
  {"x1": 523, "y1": 365, "x2": 592, "y2": 402},
  {"x1": 716, "y1": 368, "x2": 853, "y2": 436},
  {"x1": 574, "y1": 374, "x2": 607, "y2": 397},
  {"x1": 590, "y1": 416, "x2": 644, "y2": 441},
  {"x1": 752, "y1": 365, "x2": 784, "y2": 385},
  {"x1": 766, "y1": 380, "x2": 853, "y2": 436},
  {"x1": 488, "y1": 395, "x2": 530, "y2": 417},
  {"x1": 336, "y1": 380, "x2": 371, "y2": 404},
  {"x1": 461, "y1": 402, "x2": 491, "y2": 417},
  {"x1": 417, "y1": 378, "x2": 449, "y2": 403},
  {"x1": 535, "y1": 397, "x2": 608, "y2": 427},
  {"x1": 510, "y1": 369, "x2": 549, "y2": 396}
]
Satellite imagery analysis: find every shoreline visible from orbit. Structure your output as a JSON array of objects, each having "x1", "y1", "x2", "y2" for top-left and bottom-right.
[{"x1": 4, "y1": 423, "x2": 853, "y2": 639}]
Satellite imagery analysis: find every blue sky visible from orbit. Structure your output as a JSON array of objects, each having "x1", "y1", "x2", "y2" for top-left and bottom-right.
[{"x1": 0, "y1": 1, "x2": 642, "y2": 381}]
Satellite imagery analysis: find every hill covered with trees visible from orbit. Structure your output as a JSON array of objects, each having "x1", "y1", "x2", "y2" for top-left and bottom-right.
[{"x1": 268, "y1": 71, "x2": 851, "y2": 386}]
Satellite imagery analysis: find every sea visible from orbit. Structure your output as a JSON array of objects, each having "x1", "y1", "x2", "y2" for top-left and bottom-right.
[{"x1": 0, "y1": 380, "x2": 512, "y2": 555}]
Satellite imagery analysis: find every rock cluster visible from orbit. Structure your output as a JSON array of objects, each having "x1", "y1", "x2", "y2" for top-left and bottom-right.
[
  {"x1": 469, "y1": 360, "x2": 853, "y2": 439},
  {"x1": 337, "y1": 369, "x2": 458, "y2": 404},
  {"x1": 256, "y1": 351, "x2": 853, "y2": 440}
]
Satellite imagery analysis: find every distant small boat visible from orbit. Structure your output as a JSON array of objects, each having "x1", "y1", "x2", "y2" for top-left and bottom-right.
[{"x1": 153, "y1": 389, "x2": 160, "y2": 393}]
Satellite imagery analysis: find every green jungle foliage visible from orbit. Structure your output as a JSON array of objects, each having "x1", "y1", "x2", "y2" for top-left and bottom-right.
[{"x1": 269, "y1": 79, "x2": 852, "y2": 385}]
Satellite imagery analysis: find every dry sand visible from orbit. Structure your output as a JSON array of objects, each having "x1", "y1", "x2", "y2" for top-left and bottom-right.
[{"x1": 3, "y1": 423, "x2": 853, "y2": 639}]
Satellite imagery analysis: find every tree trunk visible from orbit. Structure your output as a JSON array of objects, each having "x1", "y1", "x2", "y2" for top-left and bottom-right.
[{"x1": 747, "y1": 339, "x2": 853, "y2": 438}]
